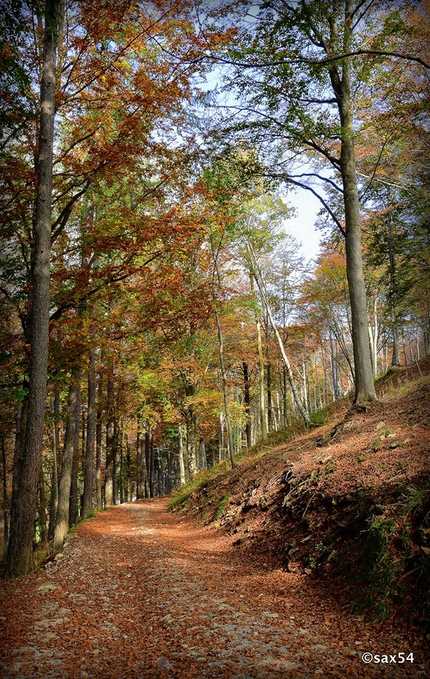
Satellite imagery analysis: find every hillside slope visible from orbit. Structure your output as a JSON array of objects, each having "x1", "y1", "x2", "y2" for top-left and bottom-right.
[{"x1": 170, "y1": 359, "x2": 430, "y2": 633}]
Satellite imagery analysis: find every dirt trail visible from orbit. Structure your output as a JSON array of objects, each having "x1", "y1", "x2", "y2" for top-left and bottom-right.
[{"x1": 0, "y1": 499, "x2": 427, "y2": 679}]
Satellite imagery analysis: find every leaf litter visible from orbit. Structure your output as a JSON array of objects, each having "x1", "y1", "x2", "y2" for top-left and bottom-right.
[{"x1": 0, "y1": 495, "x2": 427, "y2": 678}]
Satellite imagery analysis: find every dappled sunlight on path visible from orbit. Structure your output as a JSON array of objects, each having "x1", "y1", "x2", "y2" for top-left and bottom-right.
[{"x1": 1, "y1": 498, "x2": 427, "y2": 678}]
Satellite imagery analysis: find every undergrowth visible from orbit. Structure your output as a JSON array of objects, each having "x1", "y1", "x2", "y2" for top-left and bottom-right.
[
  {"x1": 352, "y1": 480, "x2": 430, "y2": 624},
  {"x1": 168, "y1": 460, "x2": 231, "y2": 512}
]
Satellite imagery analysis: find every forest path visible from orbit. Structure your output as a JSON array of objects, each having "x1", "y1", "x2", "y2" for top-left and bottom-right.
[{"x1": 1, "y1": 499, "x2": 426, "y2": 679}]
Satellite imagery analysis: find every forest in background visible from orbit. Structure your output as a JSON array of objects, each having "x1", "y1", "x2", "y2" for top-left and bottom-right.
[{"x1": 0, "y1": 0, "x2": 429, "y2": 578}]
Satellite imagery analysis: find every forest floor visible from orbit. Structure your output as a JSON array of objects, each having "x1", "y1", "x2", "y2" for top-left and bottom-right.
[
  {"x1": 1, "y1": 361, "x2": 430, "y2": 679},
  {"x1": 0, "y1": 495, "x2": 428, "y2": 679}
]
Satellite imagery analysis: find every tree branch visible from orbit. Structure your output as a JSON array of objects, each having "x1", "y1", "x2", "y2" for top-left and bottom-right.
[
  {"x1": 209, "y1": 49, "x2": 430, "y2": 71},
  {"x1": 261, "y1": 173, "x2": 346, "y2": 238}
]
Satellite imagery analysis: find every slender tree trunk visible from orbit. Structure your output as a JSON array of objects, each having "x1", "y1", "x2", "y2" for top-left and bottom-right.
[
  {"x1": 68, "y1": 375, "x2": 81, "y2": 526},
  {"x1": 387, "y1": 214, "x2": 400, "y2": 367},
  {"x1": 82, "y1": 350, "x2": 96, "y2": 518},
  {"x1": 54, "y1": 380, "x2": 79, "y2": 551},
  {"x1": 1, "y1": 437, "x2": 9, "y2": 561},
  {"x1": 136, "y1": 430, "x2": 144, "y2": 499},
  {"x1": 185, "y1": 407, "x2": 197, "y2": 477},
  {"x1": 199, "y1": 438, "x2": 208, "y2": 471},
  {"x1": 6, "y1": 0, "x2": 60, "y2": 578},
  {"x1": 95, "y1": 373, "x2": 103, "y2": 510},
  {"x1": 144, "y1": 431, "x2": 150, "y2": 498},
  {"x1": 104, "y1": 369, "x2": 115, "y2": 506},
  {"x1": 149, "y1": 432, "x2": 154, "y2": 498},
  {"x1": 125, "y1": 435, "x2": 131, "y2": 501},
  {"x1": 253, "y1": 276, "x2": 267, "y2": 439},
  {"x1": 266, "y1": 356, "x2": 273, "y2": 433},
  {"x1": 38, "y1": 470, "x2": 48, "y2": 544},
  {"x1": 242, "y1": 362, "x2": 252, "y2": 447},
  {"x1": 282, "y1": 367, "x2": 289, "y2": 427},
  {"x1": 119, "y1": 426, "x2": 124, "y2": 504},
  {"x1": 178, "y1": 425, "x2": 186, "y2": 486},
  {"x1": 215, "y1": 311, "x2": 236, "y2": 468},
  {"x1": 9, "y1": 400, "x2": 26, "y2": 560},
  {"x1": 167, "y1": 444, "x2": 174, "y2": 493},
  {"x1": 48, "y1": 387, "x2": 59, "y2": 540}
]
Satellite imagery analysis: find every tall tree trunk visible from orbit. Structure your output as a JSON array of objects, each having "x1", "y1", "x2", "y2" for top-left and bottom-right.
[
  {"x1": 388, "y1": 214, "x2": 401, "y2": 367},
  {"x1": 252, "y1": 275, "x2": 267, "y2": 439},
  {"x1": 215, "y1": 311, "x2": 236, "y2": 469},
  {"x1": 178, "y1": 425, "x2": 187, "y2": 487},
  {"x1": 82, "y1": 350, "x2": 96, "y2": 518},
  {"x1": 125, "y1": 435, "x2": 131, "y2": 501},
  {"x1": 149, "y1": 432, "x2": 154, "y2": 498},
  {"x1": 266, "y1": 356, "x2": 273, "y2": 433},
  {"x1": 6, "y1": 0, "x2": 60, "y2": 578},
  {"x1": 334, "y1": 1, "x2": 376, "y2": 404},
  {"x1": 185, "y1": 407, "x2": 197, "y2": 478},
  {"x1": 242, "y1": 362, "x2": 252, "y2": 447},
  {"x1": 144, "y1": 431, "x2": 152, "y2": 498},
  {"x1": 38, "y1": 470, "x2": 48, "y2": 545},
  {"x1": 95, "y1": 373, "x2": 103, "y2": 510},
  {"x1": 136, "y1": 430, "x2": 145, "y2": 499},
  {"x1": 68, "y1": 375, "x2": 81, "y2": 526},
  {"x1": 119, "y1": 425, "x2": 124, "y2": 504},
  {"x1": 48, "y1": 386, "x2": 59, "y2": 540},
  {"x1": 104, "y1": 369, "x2": 115, "y2": 506},
  {"x1": 54, "y1": 379, "x2": 79, "y2": 551},
  {"x1": 1, "y1": 436, "x2": 9, "y2": 562},
  {"x1": 282, "y1": 367, "x2": 289, "y2": 427}
]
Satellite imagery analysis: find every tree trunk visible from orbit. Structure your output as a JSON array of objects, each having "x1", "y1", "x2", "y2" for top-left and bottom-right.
[
  {"x1": 178, "y1": 425, "x2": 187, "y2": 487},
  {"x1": 95, "y1": 373, "x2": 103, "y2": 510},
  {"x1": 253, "y1": 279, "x2": 267, "y2": 439},
  {"x1": 149, "y1": 432, "x2": 154, "y2": 498},
  {"x1": 1, "y1": 436, "x2": 9, "y2": 562},
  {"x1": 185, "y1": 408, "x2": 197, "y2": 478},
  {"x1": 68, "y1": 376, "x2": 81, "y2": 526},
  {"x1": 266, "y1": 357, "x2": 273, "y2": 432},
  {"x1": 215, "y1": 311, "x2": 236, "y2": 468},
  {"x1": 119, "y1": 426, "x2": 124, "y2": 504},
  {"x1": 242, "y1": 362, "x2": 252, "y2": 447},
  {"x1": 48, "y1": 387, "x2": 59, "y2": 540},
  {"x1": 387, "y1": 214, "x2": 401, "y2": 367},
  {"x1": 82, "y1": 350, "x2": 96, "y2": 518},
  {"x1": 38, "y1": 470, "x2": 48, "y2": 545},
  {"x1": 136, "y1": 430, "x2": 145, "y2": 499},
  {"x1": 335, "y1": 1, "x2": 376, "y2": 404},
  {"x1": 104, "y1": 370, "x2": 115, "y2": 506},
  {"x1": 54, "y1": 380, "x2": 79, "y2": 551},
  {"x1": 6, "y1": 0, "x2": 60, "y2": 578}
]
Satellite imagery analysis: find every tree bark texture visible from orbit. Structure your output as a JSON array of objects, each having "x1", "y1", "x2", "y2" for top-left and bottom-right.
[
  {"x1": 104, "y1": 370, "x2": 116, "y2": 506},
  {"x1": 215, "y1": 311, "x2": 236, "y2": 469},
  {"x1": 242, "y1": 362, "x2": 252, "y2": 447},
  {"x1": 82, "y1": 350, "x2": 96, "y2": 518},
  {"x1": 335, "y1": 1, "x2": 376, "y2": 403},
  {"x1": 95, "y1": 374, "x2": 103, "y2": 510},
  {"x1": 6, "y1": 0, "x2": 60, "y2": 577},
  {"x1": 48, "y1": 388, "x2": 60, "y2": 540},
  {"x1": 68, "y1": 379, "x2": 81, "y2": 526},
  {"x1": 54, "y1": 380, "x2": 79, "y2": 552}
]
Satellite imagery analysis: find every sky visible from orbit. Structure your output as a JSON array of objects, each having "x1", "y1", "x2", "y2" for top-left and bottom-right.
[{"x1": 284, "y1": 189, "x2": 322, "y2": 263}]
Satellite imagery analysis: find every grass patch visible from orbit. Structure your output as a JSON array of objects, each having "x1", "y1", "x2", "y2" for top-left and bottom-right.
[
  {"x1": 215, "y1": 495, "x2": 230, "y2": 519},
  {"x1": 168, "y1": 460, "x2": 231, "y2": 513}
]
